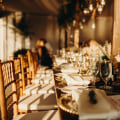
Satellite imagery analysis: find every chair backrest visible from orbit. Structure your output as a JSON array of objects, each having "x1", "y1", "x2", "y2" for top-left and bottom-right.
[
  {"x1": 27, "y1": 50, "x2": 35, "y2": 80},
  {"x1": 9, "y1": 56, "x2": 23, "y2": 97},
  {"x1": 32, "y1": 51, "x2": 39, "y2": 75},
  {"x1": 18, "y1": 54, "x2": 30, "y2": 91},
  {"x1": 27, "y1": 50, "x2": 39, "y2": 80},
  {"x1": 0, "y1": 60, "x2": 18, "y2": 120}
]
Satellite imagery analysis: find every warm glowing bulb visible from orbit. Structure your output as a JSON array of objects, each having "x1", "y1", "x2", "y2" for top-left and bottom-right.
[
  {"x1": 92, "y1": 23, "x2": 95, "y2": 29},
  {"x1": 98, "y1": 5, "x2": 103, "y2": 12},
  {"x1": 83, "y1": 8, "x2": 89, "y2": 14},
  {"x1": 89, "y1": 4, "x2": 93, "y2": 11},
  {"x1": 101, "y1": 0, "x2": 105, "y2": 6}
]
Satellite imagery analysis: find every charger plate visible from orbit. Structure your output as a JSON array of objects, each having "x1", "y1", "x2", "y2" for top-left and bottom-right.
[
  {"x1": 57, "y1": 91, "x2": 120, "y2": 120},
  {"x1": 57, "y1": 94, "x2": 78, "y2": 115}
]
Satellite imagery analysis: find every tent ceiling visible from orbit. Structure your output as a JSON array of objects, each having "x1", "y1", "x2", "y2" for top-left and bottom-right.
[
  {"x1": 4, "y1": 0, "x2": 62, "y2": 15},
  {"x1": 3, "y1": 0, "x2": 113, "y2": 16}
]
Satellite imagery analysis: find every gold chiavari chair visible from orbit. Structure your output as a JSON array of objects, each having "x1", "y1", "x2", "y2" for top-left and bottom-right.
[
  {"x1": 27, "y1": 50, "x2": 38, "y2": 81},
  {"x1": 24, "y1": 50, "x2": 55, "y2": 95},
  {"x1": 9, "y1": 54, "x2": 57, "y2": 114},
  {"x1": 0, "y1": 60, "x2": 18, "y2": 120},
  {"x1": 9, "y1": 57, "x2": 23, "y2": 97},
  {"x1": 0, "y1": 60, "x2": 59, "y2": 120},
  {"x1": 18, "y1": 54, "x2": 31, "y2": 91}
]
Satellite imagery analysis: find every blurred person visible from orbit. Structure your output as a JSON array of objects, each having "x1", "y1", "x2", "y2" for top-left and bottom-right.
[
  {"x1": 35, "y1": 39, "x2": 45, "y2": 50},
  {"x1": 82, "y1": 41, "x2": 89, "y2": 55},
  {"x1": 88, "y1": 40, "x2": 100, "y2": 56},
  {"x1": 89, "y1": 40, "x2": 98, "y2": 48},
  {"x1": 35, "y1": 38, "x2": 53, "y2": 54},
  {"x1": 36, "y1": 46, "x2": 53, "y2": 68}
]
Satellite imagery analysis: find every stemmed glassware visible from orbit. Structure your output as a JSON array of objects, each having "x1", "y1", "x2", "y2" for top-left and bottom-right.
[
  {"x1": 100, "y1": 60, "x2": 112, "y2": 90},
  {"x1": 77, "y1": 54, "x2": 83, "y2": 75},
  {"x1": 89, "y1": 55, "x2": 100, "y2": 87},
  {"x1": 77, "y1": 60, "x2": 83, "y2": 75}
]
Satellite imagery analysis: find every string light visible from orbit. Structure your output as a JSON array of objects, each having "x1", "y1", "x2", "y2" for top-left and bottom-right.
[
  {"x1": 101, "y1": 0, "x2": 106, "y2": 6},
  {"x1": 92, "y1": 23, "x2": 95, "y2": 29},
  {"x1": 85, "y1": 0, "x2": 106, "y2": 15},
  {"x1": 83, "y1": 8, "x2": 90, "y2": 14},
  {"x1": 98, "y1": 5, "x2": 103, "y2": 13},
  {"x1": 89, "y1": 4, "x2": 93, "y2": 11}
]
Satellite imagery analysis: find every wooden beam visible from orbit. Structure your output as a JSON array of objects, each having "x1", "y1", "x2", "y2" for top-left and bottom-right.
[
  {"x1": 112, "y1": 0, "x2": 120, "y2": 57},
  {"x1": 74, "y1": 0, "x2": 80, "y2": 48}
]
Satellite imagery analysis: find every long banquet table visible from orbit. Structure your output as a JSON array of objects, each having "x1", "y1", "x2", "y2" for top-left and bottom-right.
[{"x1": 53, "y1": 60, "x2": 120, "y2": 120}]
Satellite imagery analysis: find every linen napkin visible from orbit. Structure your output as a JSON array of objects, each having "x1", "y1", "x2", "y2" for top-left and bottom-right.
[
  {"x1": 63, "y1": 73, "x2": 90, "y2": 86},
  {"x1": 61, "y1": 65, "x2": 79, "y2": 73},
  {"x1": 72, "y1": 89, "x2": 120, "y2": 120}
]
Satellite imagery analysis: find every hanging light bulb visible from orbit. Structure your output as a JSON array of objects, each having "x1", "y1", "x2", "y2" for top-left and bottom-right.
[
  {"x1": 89, "y1": 4, "x2": 93, "y2": 11},
  {"x1": 83, "y1": 8, "x2": 90, "y2": 14},
  {"x1": 98, "y1": 5, "x2": 103, "y2": 13},
  {"x1": 92, "y1": 23, "x2": 95, "y2": 29},
  {"x1": 101, "y1": 0, "x2": 106, "y2": 6}
]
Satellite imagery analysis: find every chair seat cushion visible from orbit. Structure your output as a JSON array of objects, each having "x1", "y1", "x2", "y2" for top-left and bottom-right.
[
  {"x1": 13, "y1": 110, "x2": 59, "y2": 120},
  {"x1": 18, "y1": 93, "x2": 57, "y2": 111},
  {"x1": 31, "y1": 76, "x2": 53, "y2": 84},
  {"x1": 24, "y1": 84, "x2": 55, "y2": 95}
]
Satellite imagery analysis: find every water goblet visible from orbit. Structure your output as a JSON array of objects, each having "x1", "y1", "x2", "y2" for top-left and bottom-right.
[{"x1": 100, "y1": 60, "x2": 112, "y2": 90}]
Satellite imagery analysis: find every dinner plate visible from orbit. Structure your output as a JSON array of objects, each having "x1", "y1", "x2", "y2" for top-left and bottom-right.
[{"x1": 58, "y1": 85, "x2": 88, "y2": 93}]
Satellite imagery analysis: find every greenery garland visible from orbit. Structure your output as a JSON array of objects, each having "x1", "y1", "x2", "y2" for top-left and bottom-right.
[
  {"x1": 13, "y1": 48, "x2": 28, "y2": 57},
  {"x1": 13, "y1": 13, "x2": 30, "y2": 36}
]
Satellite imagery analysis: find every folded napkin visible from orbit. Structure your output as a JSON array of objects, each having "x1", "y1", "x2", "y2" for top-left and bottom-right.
[
  {"x1": 72, "y1": 89, "x2": 120, "y2": 120},
  {"x1": 63, "y1": 73, "x2": 90, "y2": 86},
  {"x1": 61, "y1": 66, "x2": 79, "y2": 73}
]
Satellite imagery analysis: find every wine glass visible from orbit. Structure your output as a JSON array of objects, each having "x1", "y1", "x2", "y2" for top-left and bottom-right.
[
  {"x1": 76, "y1": 55, "x2": 83, "y2": 75},
  {"x1": 77, "y1": 60, "x2": 83, "y2": 75},
  {"x1": 91, "y1": 63, "x2": 99, "y2": 87},
  {"x1": 89, "y1": 56, "x2": 100, "y2": 87},
  {"x1": 100, "y1": 60, "x2": 112, "y2": 90}
]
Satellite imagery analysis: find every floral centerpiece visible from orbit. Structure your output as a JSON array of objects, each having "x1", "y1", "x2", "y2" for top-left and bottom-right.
[{"x1": 98, "y1": 41, "x2": 111, "y2": 60}]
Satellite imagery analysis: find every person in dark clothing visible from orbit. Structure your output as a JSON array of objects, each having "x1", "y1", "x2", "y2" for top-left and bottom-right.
[{"x1": 37, "y1": 46, "x2": 53, "y2": 68}]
